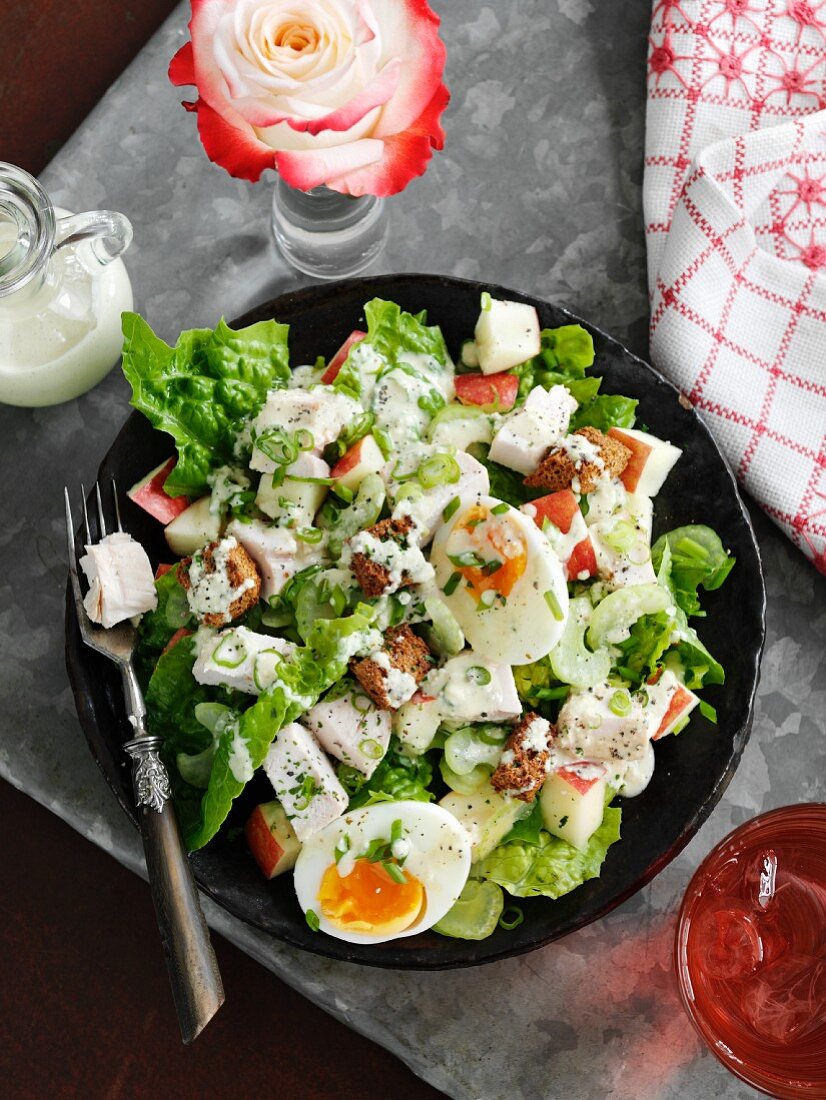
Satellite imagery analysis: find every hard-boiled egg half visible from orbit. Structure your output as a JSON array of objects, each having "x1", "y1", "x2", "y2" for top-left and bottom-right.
[
  {"x1": 293, "y1": 801, "x2": 471, "y2": 944},
  {"x1": 430, "y1": 495, "x2": 569, "y2": 665}
]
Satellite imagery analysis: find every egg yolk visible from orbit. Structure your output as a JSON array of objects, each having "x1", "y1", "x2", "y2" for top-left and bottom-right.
[
  {"x1": 457, "y1": 507, "x2": 527, "y2": 601},
  {"x1": 318, "y1": 860, "x2": 426, "y2": 935}
]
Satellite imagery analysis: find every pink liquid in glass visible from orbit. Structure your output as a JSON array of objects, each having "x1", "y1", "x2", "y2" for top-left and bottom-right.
[{"x1": 676, "y1": 805, "x2": 826, "y2": 1098}]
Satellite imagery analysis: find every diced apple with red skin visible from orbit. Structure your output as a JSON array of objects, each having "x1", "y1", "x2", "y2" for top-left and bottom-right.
[
  {"x1": 245, "y1": 801, "x2": 302, "y2": 880},
  {"x1": 321, "y1": 330, "x2": 367, "y2": 384},
  {"x1": 608, "y1": 427, "x2": 682, "y2": 497},
  {"x1": 164, "y1": 496, "x2": 221, "y2": 556},
  {"x1": 128, "y1": 457, "x2": 190, "y2": 524},
  {"x1": 525, "y1": 490, "x2": 597, "y2": 581},
  {"x1": 330, "y1": 434, "x2": 386, "y2": 492},
  {"x1": 454, "y1": 371, "x2": 519, "y2": 411},
  {"x1": 644, "y1": 669, "x2": 700, "y2": 740},
  {"x1": 540, "y1": 762, "x2": 608, "y2": 850},
  {"x1": 393, "y1": 692, "x2": 441, "y2": 755}
]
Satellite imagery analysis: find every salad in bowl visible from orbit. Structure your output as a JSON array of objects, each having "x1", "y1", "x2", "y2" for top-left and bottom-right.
[{"x1": 105, "y1": 292, "x2": 735, "y2": 946}]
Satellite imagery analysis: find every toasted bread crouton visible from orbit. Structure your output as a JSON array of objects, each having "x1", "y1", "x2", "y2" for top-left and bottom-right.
[
  {"x1": 524, "y1": 427, "x2": 631, "y2": 494},
  {"x1": 350, "y1": 515, "x2": 416, "y2": 598},
  {"x1": 181, "y1": 537, "x2": 261, "y2": 627},
  {"x1": 350, "y1": 624, "x2": 432, "y2": 710},
  {"x1": 491, "y1": 712, "x2": 554, "y2": 802}
]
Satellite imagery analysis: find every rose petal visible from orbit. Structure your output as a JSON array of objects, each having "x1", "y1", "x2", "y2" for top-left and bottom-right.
[
  {"x1": 327, "y1": 80, "x2": 449, "y2": 197},
  {"x1": 195, "y1": 98, "x2": 277, "y2": 182},
  {"x1": 169, "y1": 41, "x2": 195, "y2": 87},
  {"x1": 275, "y1": 138, "x2": 385, "y2": 191},
  {"x1": 367, "y1": 0, "x2": 447, "y2": 139},
  {"x1": 235, "y1": 57, "x2": 402, "y2": 133}
]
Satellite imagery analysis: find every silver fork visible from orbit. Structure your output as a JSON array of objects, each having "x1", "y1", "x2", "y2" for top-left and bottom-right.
[{"x1": 65, "y1": 481, "x2": 225, "y2": 1043}]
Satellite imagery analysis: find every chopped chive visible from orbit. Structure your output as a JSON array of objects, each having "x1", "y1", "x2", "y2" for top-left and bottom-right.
[
  {"x1": 544, "y1": 589, "x2": 564, "y2": 621},
  {"x1": 448, "y1": 550, "x2": 485, "y2": 568},
  {"x1": 442, "y1": 496, "x2": 461, "y2": 523},
  {"x1": 443, "y1": 571, "x2": 461, "y2": 596},
  {"x1": 305, "y1": 909, "x2": 320, "y2": 932},
  {"x1": 383, "y1": 861, "x2": 407, "y2": 885}
]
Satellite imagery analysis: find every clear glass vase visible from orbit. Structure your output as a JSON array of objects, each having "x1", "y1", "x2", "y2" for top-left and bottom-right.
[{"x1": 271, "y1": 179, "x2": 388, "y2": 279}]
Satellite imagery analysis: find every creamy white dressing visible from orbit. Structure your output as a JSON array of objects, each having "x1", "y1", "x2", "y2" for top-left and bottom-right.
[
  {"x1": 227, "y1": 722, "x2": 254, "y2": 783},
  {"x1": 370, "y1": 650, "x2": 418, "y2": 708},
  {"x1": 207, "y1": 465, "x2": 250, "y2": 515},
  {"x1": 557, "y1": 682, "x2": 649, "y2": 764},
  {"x1": 584, "y1": 478, "x2": 627, "y2": 526},
  {"x1": 186, "y1": 536, "x2": 255, "y2": 623},
  {"x1": 523, "y1": 715, "x2": 552, "y2": 754},
  {"x1": 347, "y1": 527, "x2": 434, "y2": 591}
]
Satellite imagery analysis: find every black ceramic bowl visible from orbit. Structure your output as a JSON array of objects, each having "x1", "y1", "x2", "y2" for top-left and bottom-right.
[{"x1": 66, "y1": 274, "x2": 766, "y2": 969}]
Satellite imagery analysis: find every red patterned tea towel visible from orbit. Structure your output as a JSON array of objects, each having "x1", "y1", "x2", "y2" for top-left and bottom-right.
[{"x1": 645, "y1": 0, "x2": 826, "y2": 572}]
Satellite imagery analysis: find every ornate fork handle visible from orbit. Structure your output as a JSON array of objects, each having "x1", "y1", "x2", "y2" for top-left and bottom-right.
[{"x1": 121, "y1": 666, "x2": 224, "y2": 1043}]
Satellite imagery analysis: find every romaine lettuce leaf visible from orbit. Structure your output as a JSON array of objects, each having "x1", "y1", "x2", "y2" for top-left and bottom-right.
[
  {"x1": 570, "y1": 393, "x2": 638, "y2": 433},
  {"x1": 183, "y1": 611, "x2": 374, "y2": 850},
  {"x1": 121, "y1": 312, "x2": 290, "y2": 497},
  {"x1": 136, "y1": 567, "x2": 193, "y2": 674},
  {"x1": 339, "y1": 736, "x2": 434, "y2": 809},
  {"x1": 474, "y1": 803, "x2": 622, "y2": 899},
  {"x1": 652, "y1": 525, "x2": 735, "y2": 618},
  {"x1": 332, "y1": 298, "x2": 449, "y2": 398}
]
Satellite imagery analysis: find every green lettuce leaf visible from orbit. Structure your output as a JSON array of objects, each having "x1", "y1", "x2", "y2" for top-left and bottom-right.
[
  {"x1": 512, "y1": 655, "x2": 570, "y2": 710},
  {"x1": 512, "y1": 323, "x2": 595, "y2": 404},
  {"x1": 121, "y1": 312, "x2": 290, "y2": 496},
  {"x1": 184, "y1": 611, "x2": 373, "y2": 850},
  {"x1": 652, "y1": 525, "x2": 735, "y2": 618},
  {"x1": 474, "y1": 803, "x2": 622, "y2": 899},
  {"x1": 669, "y1": 619, "x2": 726, "y2": 689},
  {"x1": 332, "y1": 298, "x2": 449, "y2": 398},
  {"x1": 144, "y1": 635, "x2": 213, "y2": 755},
  {"x1": 615, "y1": 610, "x2": 674, "y2": 686},
  {"x1": 135, "y1": 567, "x2": 193, "y2": 674},
  {"x1": 339, "y1": 737, "x2": 434, "y2": 809},
  {"x1": 570, "y1": 393, "x2": 638, "y2": 433}
]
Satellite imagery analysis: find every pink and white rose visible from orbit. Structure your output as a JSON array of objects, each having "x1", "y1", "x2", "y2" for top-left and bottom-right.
[{"x1": 169, "y1": 0, "x2": 449, "y2": 197}]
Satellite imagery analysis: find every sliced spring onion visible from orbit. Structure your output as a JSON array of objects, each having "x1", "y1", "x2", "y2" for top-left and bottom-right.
[
  {"x1": 478, "y1": 589, "x2": 498, "y2": 610},
  {"x1": 466, "y1": 665, "x2": 492, "y2": 686},
  {"x1": 699, "y1": 699, "x2": 717, "y2": 723},
  {"x1": 481, "y1": 291, "x2": 492, "y2": 312},
  {"x1": 442, "y1": 496, "x2": 461, "y2": 523},
  {"x1": 212, "y1": 633, "x2": 247, "y2": 669},
  {"x1": 544, "y1": 589, "x2": 565, "y2": 622},
  {"x1": 296, "y1": 526, "x2": 324, "y2": 544},
  {"x1": 609, "y1": 688, "x2": 632, "y2": 717},
  {"x1": 449, "y1": 550, "x2": 485, "y2": 568},
  {"x1": 491, "y1": 502, "x2": 509, "y2": 515},
  {"x1": 390, "y1": 818, "x2": 404, "y2": 844},
  {"x1": 359, "y1": 738, "x2": 385, "y2": 760},
  {"x1": 383, "y1": 862, "x2": 407, "y2": 885},
  {"x1": 373, "y1": 427, "x2": 392, "y2": 459},
  {"x1": 395, "y1": 481, "x2": 425, "y2": 504},
  {"x1": 334, "y1": 835, "x2": 350, "y2": 864},
  {"x1": 498, "y1": 906, "x2": 524, "y2": 931},
  {"x1": 331, "y1": 482, "x2": 354, "y2": 503},
  {"x1": 443, "y1": 572, "x2": 461, "y2": 596},
  {"x1": 418, "y1": 452, "x2": 461, "y2": 489},
  {"x1": 305, "y1": 909, "x2": 320, "y2": 932}
]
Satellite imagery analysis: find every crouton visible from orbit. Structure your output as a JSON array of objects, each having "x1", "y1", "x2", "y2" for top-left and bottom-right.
[
  {"x1": 181, "y1": 537, "x2": 261, "y2": 627},
  {"x1": 350, "y1": 624, "x2": 432, "y2": 710},
  {"x1": 490, "y1": 712, "x2": 554, "y2": 802},
  {"x1": 350, "y1": 515, "x2": 417, "y2": 598},
  {"x1": 524, "y1": 427, "x2": 631, "y2": 494}
]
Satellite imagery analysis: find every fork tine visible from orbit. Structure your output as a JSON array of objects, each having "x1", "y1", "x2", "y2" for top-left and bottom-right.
[
  {"x1": 112, "y1": 478, "x2": 123, "y2": 533},
  {"x1": 95, "y1": 481, "x2": 107, "y2": 539},
  {"x1": 80, "y1": 483, "x2": 92, "y2": 545},
  {"x1": 64, "y1": 488, "x2": 78, "y2": 573}
]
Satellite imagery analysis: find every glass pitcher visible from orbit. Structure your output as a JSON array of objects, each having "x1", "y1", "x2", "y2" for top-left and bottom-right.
[{"x1": 0, "y1": 162, "x2": 133, "y2": 408}]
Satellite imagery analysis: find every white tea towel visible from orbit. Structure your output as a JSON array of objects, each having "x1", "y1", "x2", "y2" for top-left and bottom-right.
[{"x1": 645, "y1": 0, "x2": 826, "y2": 572}]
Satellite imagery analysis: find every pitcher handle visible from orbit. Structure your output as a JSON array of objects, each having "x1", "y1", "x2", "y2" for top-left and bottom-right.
[{"x1": 54, "y1": 209, "x2": 133, "y2": 268}]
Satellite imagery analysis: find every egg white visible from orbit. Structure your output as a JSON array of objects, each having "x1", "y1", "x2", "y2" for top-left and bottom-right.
[
  {"x1": 430, "y1": 495, "x2": 569, "y2": 665},
  {"x1": 293, "y1": 801, "x2": 472, "y2": 944}
]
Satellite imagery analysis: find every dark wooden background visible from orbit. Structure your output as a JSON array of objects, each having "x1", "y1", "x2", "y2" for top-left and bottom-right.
[{"x1": 0, "y1": 4, "x2": 440, "y2": 1096}]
